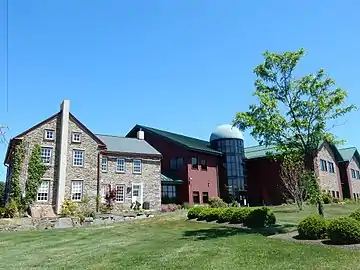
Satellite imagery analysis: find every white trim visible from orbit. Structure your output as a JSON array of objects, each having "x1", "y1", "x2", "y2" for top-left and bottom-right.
[
  {"x1": 131, "y1": 183, "x2": 143, "y2": 205},
  {"x1": 44, "y1": 129, "x2": 55, "y2": 141},
  {"x1": 116, "y1": 158, "x2": 126, "y2": 173},
  {"x1": 115, "y1": 184, "x2": 125, "y2": 203},
  {"x1": 40, "y1": 146, "x2": 53, "y2": 165},
  {"x1": 72, "y1": 132, "x2": 82, "y2": 143},
  {"x1": 133, "y1": 159, "x2": 142, "y2": 174},
  {"x1": 37, "y1": 180, "x2": 50, "y2": 202},
  {"x1": 71, "y1": 180, "x2": 83, "y2": 202},
  {"x1": 101, "y1": 157, "x2": 108, "y2": 172},
  {"x1": 72, "y1": 149, "x2": 84, "y2": 167}
]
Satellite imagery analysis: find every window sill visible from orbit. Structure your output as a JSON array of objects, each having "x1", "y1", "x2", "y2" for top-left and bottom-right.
[
  {"x1": 133, "y1": 172, "x2": 142, "y2": 175},
  {"x1": 101, "y1": 170, "x2": 108, "y2": 173},
  {"x1": 43, "y1": 138, "x2": 55, "y2": 142},
  {"x1": 73, "y1": 165, "x2": 84, "y2": 168},
  {"x1": 115, "y1": 171, "x2": 126, "y2": 174}
]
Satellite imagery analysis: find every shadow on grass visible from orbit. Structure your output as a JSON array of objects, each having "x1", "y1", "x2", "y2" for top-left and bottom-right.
[{"x1": 182, "y1": 223, "x2": 296, "y2": 241}]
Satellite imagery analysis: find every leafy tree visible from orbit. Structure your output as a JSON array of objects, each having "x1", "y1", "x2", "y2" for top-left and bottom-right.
[
  {"x1": 10, "y1": 141, "x2": 26, "y2": 205},
  {"x1": 24, "y1": 144, "x2": 47, "y2": 207},
  {"x1": 233, "y1": 48, "x2": 356, "y2": 216},
  {"x1": 0, "y1": 181, "x2": 4, "y2": 206}
]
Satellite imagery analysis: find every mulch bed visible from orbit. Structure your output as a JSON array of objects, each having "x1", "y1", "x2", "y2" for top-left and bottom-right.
[{"x1": 268, "y1": 231, "x2": 360, "y2": 250}]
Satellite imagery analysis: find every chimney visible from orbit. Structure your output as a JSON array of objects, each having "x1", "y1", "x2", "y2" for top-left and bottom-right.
[{"x1": 137, "y1": 128, "x2": 144, "y2": 140}]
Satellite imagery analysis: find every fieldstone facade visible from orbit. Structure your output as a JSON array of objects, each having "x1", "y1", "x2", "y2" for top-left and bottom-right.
[
  {"x1": 315, "y1": 143, "x2": 342, "y2": 198},
  {"x1": 348, "y1": 157, "x2": 360, "y2": 198},
  {"x1": 64, "y1": 117, "x2": 100, "y2": 210},
  {"x1": 100, "y1": 154, "x2": 161, "y2": 211}
]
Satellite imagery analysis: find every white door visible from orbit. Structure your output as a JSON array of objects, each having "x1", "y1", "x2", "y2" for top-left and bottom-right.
[{"x1": 132, "y1": 184, "x2": 143, "y2": 204}]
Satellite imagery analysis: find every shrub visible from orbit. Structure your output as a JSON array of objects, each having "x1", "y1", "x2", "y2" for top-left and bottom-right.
[
  {"x1": 332, "y1": 198, "x2": 341, "y2": 204},
  {"x1": 297, "y1": 214, "x2": 328, "y2": 240},
  {"x1": 208, "y1": 197, "x2": 228, "y2": 208},
  {"x1": 327, "y1": 217, "x2": 360, "y2": 244},
  {"x1": 198, "y1": 207, "x2": 213, "y2": 221},
  {"x1": 3, "y1": 200, "x2": 18, "y2": 218},
  {"x1": 205, "y1": 208, "x2": 223, "y2": 222},
  {"x1": 321, "y1": 191, "x2": 332, "y2": 204},
  {"x1": 187, "y1": 206, "x2": 207, "y2": 220},
  {"x1": 230, "y1": 208, "x2": 252, "y2": 224},
  {"x1": 243, "y1": 207, "x2": 276, "y2": 228},
  {"x1": 181, "y1": 203, "x2": 191, "y2": 209},
  {"x1": 161, "y1": 204, "x2": 181, "y2": 212},
  {"x1": 344, "y1": 198, "x2": 357, "y2": 204},
  {"x1": 0, "y1": 207, "x2": 4, "y2": 218},
  {"x1": 349, "y1": 209, "x2": 360, "y2": 222},
  {"x1": 61, "y1": 200, "x2": 78, "y2": 216},
  {"x1": 218, "y1": 207, "x2": 237, "y2": 223}
]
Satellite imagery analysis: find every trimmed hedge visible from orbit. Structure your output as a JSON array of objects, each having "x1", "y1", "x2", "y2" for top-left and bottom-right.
[
  {"x1": 187, "y1": 206, "x2": 208, "y2": 219},
  {"x1": 349, "y1": 209, "x2": 360, "y2": 222},
  {"x1": 243, "y1": 207, "x2": 276, "y2": 228},
  {"x1": 187, "y1": 206, "x2": 276, "y2": 228},
  {"x1": 327, "y1": 217, "x2": 360, "y2": 244},
  {"x1": 297, "y1": 214, "x2": 328, "y2": 240}
]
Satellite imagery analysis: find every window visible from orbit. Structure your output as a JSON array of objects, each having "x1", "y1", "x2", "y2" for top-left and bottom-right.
[
  {"x1": 170, "y1": 158, "x2": 177, "y2": 170},
  {"x1": 200, "y1": 159, "x2": 207, "y2": 170},
  {"x1": 162, "y1": 185, "x2": 176, "y2": 198},
  {"x1": 72, "y1": 150, "x2": 84, "y2": 166},
  {"x1": 357, "y1": 170, "x2": 360, "y2": 179},
  {"x1": 328, "y1": 162, "x2": 335, "y2": 173},
  {"x1": 41, "y1": 147, "x2": 52, "y2": 165},
  {"x1": 202, "y1": 192, "x2": 209, "y2": 203},
  {"x1": 191, "y1": 157, "x2": 198, "y2": 169},
  {"x1": 351, "y1": 169, "x2": 356, "y2": 178},
  {"x1": 177, "y1": 157, "x2": 183, "y2": 169},
  {"x1": 336, "y1": 191, "x2": 340, "y2": 198},
  {"x1": 71, "y1": 180, "x2": 83, "y2": 201},
  {"x1": 101, "y1": 157, "x2": 108, "y2": 172},
  {"x1": 193, "y1": 191, "x2": 200, "y2": 203},
  {"x1": 72, "y1": 132, "x2": 81, "y2": 143},
  {"x1": 320, "y1": 159, "x2": 327, "y2": 171},
  {"x1": 37, "y1": 180, "x2": 50, "y2": 202},
  {"x1": 133, "y1": 159, "x2": 142, "y2": 174},
  {"x1": 116, "y1": 158, "x2": 125, "y2": 172},
  {"x1": 44, "y1": 129, "x2": 54, "y2": 140},
  {"x1": 115, "y1": 185, "x2": 125, "y2": 202}
]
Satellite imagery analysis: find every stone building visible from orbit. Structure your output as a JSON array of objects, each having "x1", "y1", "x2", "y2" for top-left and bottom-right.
[{"x1": 3, "y1": 100, "x2": 162, "y2": 214}]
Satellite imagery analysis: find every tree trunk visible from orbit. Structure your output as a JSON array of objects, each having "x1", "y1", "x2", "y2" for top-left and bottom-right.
[
  {"x1": 317, "y1": 201, "x2": 324, "y2": 217},
  {"x1": 296, "y1": 198, "x2": 303, "y2": 211}
]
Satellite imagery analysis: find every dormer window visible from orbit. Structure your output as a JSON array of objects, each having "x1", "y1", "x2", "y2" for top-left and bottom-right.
[
  {"x1": 72, "y1": 132, "x2": 81, "y2": 143},
  {"x1": 44, "y1": 129, "x2": 54, "y2": 141}
]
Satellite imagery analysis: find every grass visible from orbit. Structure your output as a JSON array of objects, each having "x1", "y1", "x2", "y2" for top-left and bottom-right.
[{"x1": 0, "y1": 204, "x2": 360, "y2": 269}]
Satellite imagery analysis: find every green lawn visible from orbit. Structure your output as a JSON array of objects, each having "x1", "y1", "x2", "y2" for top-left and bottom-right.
[{"x1": 0, "y1": 204, "x2": 360, "y2": 269}]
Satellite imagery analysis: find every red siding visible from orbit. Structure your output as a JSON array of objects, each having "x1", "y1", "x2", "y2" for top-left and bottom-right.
[{"x1": 127, "y1": 130, "x2": 220, "y2": 204}]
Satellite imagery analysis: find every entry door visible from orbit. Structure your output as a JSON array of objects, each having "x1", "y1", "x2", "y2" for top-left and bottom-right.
[{"x1": 132, "y1": 184, "x2": 143, "y2": 204}]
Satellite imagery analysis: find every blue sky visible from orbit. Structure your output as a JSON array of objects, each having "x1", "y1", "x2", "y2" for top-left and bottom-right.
[{"x1": 0, "y1": 1, "x2": 360, "y2": 179}]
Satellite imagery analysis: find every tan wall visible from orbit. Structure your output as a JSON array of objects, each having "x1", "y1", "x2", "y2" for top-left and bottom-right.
[
  {"x1": 64, "y1": 118, "x2": 100, "y2": 209},
  {"x1": 348, "y1": 157, "x2": 360, "y2": 197},
  {"x1": 316, "y1": 143, "x2": 342, "y2": 197},
  {"x1": 100, "y1": 154, "x2": 161, "y2": 211}
]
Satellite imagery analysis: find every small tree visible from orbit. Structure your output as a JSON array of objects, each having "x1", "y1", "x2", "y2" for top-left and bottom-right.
[
  {"x1": 279, "y1": 154, "x2": 307, "y2": 210},
  {"x1": 24, "y1": 144, "x2": 47, "y2": 208},
  {"x1": 10, "y1": 141, "x2": 26, "y2": 206},
  {"x1": 0, "y1": 181, "x2": 4, "y2": 206},
  {"x1": 233, "y1": 48, "x2": 356, "y2": 216},
  {"x1": 104, "y1": 185, "x2": 116, "y2": 213}
]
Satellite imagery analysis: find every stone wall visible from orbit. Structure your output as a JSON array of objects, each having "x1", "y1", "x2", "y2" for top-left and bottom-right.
[
  {"x1": 316, "y1": 143, "x2": 342, "y2": 197},
  {"x1": 348, "y1": 157, "x2": 360, "y2": 197},
  {"x1": 64, "y1": 117, "x2": 100, "y2": 210},
  {"x1": 100, "y1": 154, "x2": 161, "y2": 211}
]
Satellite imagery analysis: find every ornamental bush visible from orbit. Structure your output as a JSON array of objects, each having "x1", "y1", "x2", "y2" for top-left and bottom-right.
[
  {"x1": 297, "y1": 214, "x2": 328, "y2": 240},
  {"x1": 243, "y1": 207, "x2": 276, "y2": 228},
  {"x1": 349, "y1": 209, "x2": 360, "y2": 222},
  {"x1": 321, "y1": 191, "x2": 333, "y2": 204},
  {"x1": 205, "y1": 208, "x2": 223, "y2": 222},
  {"x1": 60, "y1": 200, "x2": 78, "y2": 216},
  {"x1": 197, "y1": 207, "x2": 213, "y2": 221},
  {"x1": 187, "y1": 206, "x2": 207, "y2": 220},
  {"x1": 218, "y1": 207, "x2": 237, "y2": 223},
  {"x1": 208, "y1": 197, "x2": 228, "y2": 208},
  {"x1": 327, "y1": 217, "x2": 360, "y2": 244},
  {"x1": 230, "y1": 208, "x2": 252, "y2": 224}
]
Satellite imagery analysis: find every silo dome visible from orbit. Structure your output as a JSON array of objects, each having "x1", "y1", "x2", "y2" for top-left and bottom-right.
[{"x1": 210, "y1": 124, "x2": 244, "y2": 142}]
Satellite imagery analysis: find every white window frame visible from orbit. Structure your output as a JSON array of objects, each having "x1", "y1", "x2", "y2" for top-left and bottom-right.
[
  {"x1": 71, "y1": 180, "x2": 83, "y2": 202},
  {"x1": 115, "y1": 185, "x2": 125, "y2": 203},
  {"x1": 116, "y1": 158, "x2": 125, "y2": 173},
  {"x1": 101, "y1": 157, "x2": 108, "y2": 172},
  {"x1": 72, "y1": 149, "x2": 84, "y2": 167},
  {"x1": 133, "y1": 159, "x2": 142, "y2": 174},
  {"x1": 37, "y1": 180, "x2": 50, "y2": 202},
  {"x1": 44, "y1": 129, "x2": 55, "y2": 141},
  {"x1": 40, "y1": 147, "x2": 52, "y2": 165},
  {"x1": 72, "y1": 132, "x2": 82, "y2": 143}
]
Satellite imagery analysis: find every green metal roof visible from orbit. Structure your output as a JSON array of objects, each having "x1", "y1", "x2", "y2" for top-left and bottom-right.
[
  {"x1": 244, "y1": 145, "x2": 278, "y2": 159},
  {"x1": 161, "y1": 174, "x2": 183, "y2": 185},
  {"x1": 127, "y1": 125, "x2": 223, "y2": 156},
  {"x1": 338, "y1": 147, "x2": 358, "y2": 162}
]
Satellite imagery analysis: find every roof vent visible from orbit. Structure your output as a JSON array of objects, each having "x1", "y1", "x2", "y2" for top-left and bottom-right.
[{"x1": 137, "y1": 129, "x2": 144, "y2": 140}]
